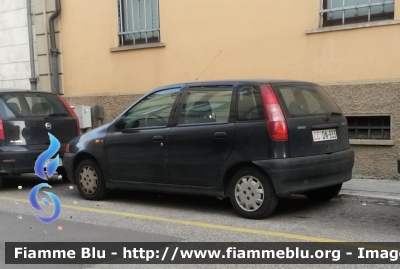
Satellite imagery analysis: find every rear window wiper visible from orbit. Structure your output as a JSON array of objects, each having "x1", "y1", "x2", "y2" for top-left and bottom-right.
[{"x1": 326, "y1": 111, "x2": 343, "y2": 121}]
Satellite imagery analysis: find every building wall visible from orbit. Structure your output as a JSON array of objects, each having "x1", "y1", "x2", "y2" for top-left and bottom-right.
[
  {"x1": 324, "y1": 82, "x2": 400, "y2": 180},
  {"x1": 59, "y1": 0, "x2": 400, "y2": 96},
  {"x1": 0, "y1": 0, "x2": 37, "y2": 89},
  {"x1": 48, "y1": 0, "x2": 400, "y2": 179}
]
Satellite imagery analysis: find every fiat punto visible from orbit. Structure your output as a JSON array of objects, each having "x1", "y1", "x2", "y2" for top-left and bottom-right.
[{"x1": 64, "y1": 80, "x2": 354, "y2": 219}]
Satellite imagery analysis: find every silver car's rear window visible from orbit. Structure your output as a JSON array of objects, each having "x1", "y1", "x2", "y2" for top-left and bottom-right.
[{"x1": 271, "y1": 83, "x2": 342, "y2": 118}]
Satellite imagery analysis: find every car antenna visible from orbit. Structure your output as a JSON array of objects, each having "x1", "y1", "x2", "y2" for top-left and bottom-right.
[{"x1": 195, "y1": 51, "x2": 222, "y2": 82}]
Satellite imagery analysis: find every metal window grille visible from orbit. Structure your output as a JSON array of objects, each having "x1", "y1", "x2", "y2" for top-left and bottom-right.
[
  {"x1": 319, "y1": 0, "x2": 395, "y2": 27},
  {"x1": 346, "y1": 116, "x2": 391, "y2": 140},
  {"x1": 117, "y1": 0, "x2": 160, "y2": 46}
]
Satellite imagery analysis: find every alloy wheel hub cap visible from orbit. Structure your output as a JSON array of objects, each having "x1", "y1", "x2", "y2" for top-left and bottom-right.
[
  {"x1": 235, "y1": 176, "x2": 264, "y2": 212},
  {"x1": 79, "y1": 166, "x2": 98, "y2": 194}
]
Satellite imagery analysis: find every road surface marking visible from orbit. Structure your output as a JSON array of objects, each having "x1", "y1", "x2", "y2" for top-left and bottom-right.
[{"x1": 0, "y1": 195, "x2": 397, "y2": 251}]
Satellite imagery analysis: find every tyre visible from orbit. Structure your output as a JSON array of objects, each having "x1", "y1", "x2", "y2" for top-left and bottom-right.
[
  {"x1": 75, "y1": 158, "x2": 109, "y2": 200},
  {"x1": 0, "y1": 175, "x2": 3, "y2": 188},
  {"x1": 57, "y1": 168, "x2": 70, "y2": 182},
  {"x1": 304, "y1": 183, "x2": 342, "y2": 202},
  {"x1": 229, "y1": 167, "x2": 278, "y2": 219}
]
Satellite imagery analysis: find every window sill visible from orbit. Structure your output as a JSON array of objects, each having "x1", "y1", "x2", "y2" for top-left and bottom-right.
[
  {"x1": 349, "y1": 139, "x2": 395, "y2": 146},
  {"x1": 110, "y1": 43, "x2": 166, "y2": 52},
  {"x1": 305, "y1": 20, "x2": 400, "y2": 35}
]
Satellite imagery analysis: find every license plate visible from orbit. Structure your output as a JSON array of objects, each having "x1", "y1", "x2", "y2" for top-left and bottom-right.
[
  {"x1": 312, "y1": 129, "x2": 337, "y2": 142},
  {"x1": 44, "y1": 158, "x2": 63, "y2": 168}
]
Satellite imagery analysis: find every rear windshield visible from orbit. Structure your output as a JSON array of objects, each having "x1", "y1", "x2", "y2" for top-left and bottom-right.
[
  {"x1": 0, "y1": 93, "x2": 68, "y2": 119},
  {"x1": 271, "y1": 83, "x2": 342, "y2": 118}
]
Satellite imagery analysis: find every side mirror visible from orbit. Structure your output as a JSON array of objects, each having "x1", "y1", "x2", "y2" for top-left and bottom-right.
[{"x1": 115, "y1": 116, "x2": 126, "y2": 130}]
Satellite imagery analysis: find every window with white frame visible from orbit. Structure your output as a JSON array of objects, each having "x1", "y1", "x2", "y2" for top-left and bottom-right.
[
  {"x1": 320, "y1": 0, "x2": 394, "y2": 27},
  {"x1": 117, "y1": 0, "x2": 160, "y2": 46}
]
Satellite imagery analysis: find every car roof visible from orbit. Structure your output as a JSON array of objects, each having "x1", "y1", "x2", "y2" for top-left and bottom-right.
[
  {"x1": 186, "y1": 79, "x2": 312, "y2": 85},
  {"x1": 150, "y1": 79, "x2": 316, "y2": 93},
  {"x1": 0, "y1": 89, "x2": 55, "y2": 94}
]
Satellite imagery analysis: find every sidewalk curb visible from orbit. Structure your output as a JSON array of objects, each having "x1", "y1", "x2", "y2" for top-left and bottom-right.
[{"x1": 339, "y1": 191, "x2": 400, "y2": 202}]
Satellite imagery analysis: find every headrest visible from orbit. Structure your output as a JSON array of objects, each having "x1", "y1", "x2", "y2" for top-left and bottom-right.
[{"x1": 32, "y1": 103, "x2": 50, "y2": 115}]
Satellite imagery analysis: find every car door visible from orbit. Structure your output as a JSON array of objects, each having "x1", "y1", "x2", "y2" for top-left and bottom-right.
[
  {"x1": 105, "y1": 87, "x2": 182, "y2": 183},
  {"x1": 166, "y1": 84, "x2": 236, "y2": 187}
]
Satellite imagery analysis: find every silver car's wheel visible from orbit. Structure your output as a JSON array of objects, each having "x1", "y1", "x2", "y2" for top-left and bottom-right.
[
  {"x1": 235, "y1": 176, "x2": 265, "y2": 212},
  {"x1": 79, "y1": 166, "x2": 98, "y2": 194}
]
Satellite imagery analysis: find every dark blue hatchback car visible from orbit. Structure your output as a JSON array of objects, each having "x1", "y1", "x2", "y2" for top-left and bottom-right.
[{"x1": 64, "y1": 80, "x2": 354, "y2": 219}]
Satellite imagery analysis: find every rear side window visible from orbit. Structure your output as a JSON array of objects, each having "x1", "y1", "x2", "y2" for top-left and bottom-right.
[
  {"x1": 0, "y1": 93, "x2": 68, "y2": 119},
  {"x1": 237, "y1": 86, "x2": 264, "y2": 121},
  {"x1": 179, "y1": 86, "x2": 233, "y2": 125},
  {"x1": 271, "y1": 83, "x2": 342, "y2": 118}
]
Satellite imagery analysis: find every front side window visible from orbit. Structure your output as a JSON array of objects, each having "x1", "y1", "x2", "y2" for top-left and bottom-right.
[
  {"x1": 117, "y1": 0, "x2": 160, "y2": 46},
  {"x1": 320, "y1": 0, "x2": 394, "y2": 27},
  {"x1": 179, "y1": 86, "x2": 233, "y2": 125},
  {"x1": 124, "y1": 88, "x2": 180, "y2": 129}
]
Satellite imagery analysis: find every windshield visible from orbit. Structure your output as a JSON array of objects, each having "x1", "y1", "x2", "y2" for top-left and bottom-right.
[{"x1": 271, "y1": 83, "x2": 342, "y2": 118}]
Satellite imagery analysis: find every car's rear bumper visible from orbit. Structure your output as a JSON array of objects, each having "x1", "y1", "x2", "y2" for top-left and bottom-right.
[
  {"x1": 0, "y1": 148, "x2": 65, "y2": 174},
  {"x1": 63, "y1": 152, "x2": 75, "y2": 183},
  {"x1": 253, "y1": 149, "x2": 354, "y2": 196}
]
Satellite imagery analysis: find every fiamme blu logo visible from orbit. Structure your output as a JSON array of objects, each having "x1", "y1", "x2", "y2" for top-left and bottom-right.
[{"x1": 29, "y1": 133, "x2": 62, "y2": 224}]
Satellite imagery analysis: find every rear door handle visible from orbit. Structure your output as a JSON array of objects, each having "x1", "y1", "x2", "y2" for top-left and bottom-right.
[
  {"x1": 153, "y1": 135, "x2": 163, "y2": 142},
  {"x1": 214, "y1": 132, "x2": 226, "y2": 139}
]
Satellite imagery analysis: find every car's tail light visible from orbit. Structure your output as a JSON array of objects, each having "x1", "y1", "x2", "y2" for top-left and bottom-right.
[
  {"x1": 260, "y1": 84, "x2": 288, "y2": 141},
  {"x1": 56, "y1": 95, "x2": 81, "y2": 136},
  {"x1": 65, "y1": 143, "x2": 70, "y2": 153},
  {"x1": 0, "y1": 117, "x2": 5, "y2": 140}
]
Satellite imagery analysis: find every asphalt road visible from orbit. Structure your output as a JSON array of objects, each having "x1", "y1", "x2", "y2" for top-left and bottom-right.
[{"x1": 0, "y1": 174, "x2": 399, "y2": 269}]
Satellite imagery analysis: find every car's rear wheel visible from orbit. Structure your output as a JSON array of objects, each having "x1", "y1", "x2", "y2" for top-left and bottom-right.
[
  {"x1": 0, "y1": 175, "x2": 3, "y2": 188},
  {"x1": 304, "y1": 184, "x2": 342, "y2": 202},
  {"x1": 76, "y1": 159, "x2": 109, "y2": 200},
  {"x1": 229, "y1": 167, "x2": 278, "y2": 219}
]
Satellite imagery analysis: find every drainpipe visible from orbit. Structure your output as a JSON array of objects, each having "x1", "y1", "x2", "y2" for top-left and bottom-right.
[
  {"x1": 49, "y1": 0, "x2": 61, "y2": 94},
  {"x1": 26, "y1": 0, "x2": 37, "y2": 90}
]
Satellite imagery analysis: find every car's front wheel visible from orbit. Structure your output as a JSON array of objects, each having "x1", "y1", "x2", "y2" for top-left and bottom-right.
[
  {"x1": 229, "y1": 167, "x2": 278, "y2": 219},
  {"x1": 304, "y1": 184, "x2": 342, "y2": 202},
  {"x1": 76, "y1": 158, "x2": 109, "y2": 200}
]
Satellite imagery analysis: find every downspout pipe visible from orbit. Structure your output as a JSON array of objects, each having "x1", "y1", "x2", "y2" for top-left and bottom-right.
[
  {"x1": 26, "y1": 0, "x2": 37, "y2": 90},
  {"x1": 49, "y1": 0, "x2": 61, "y2": 94}
]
